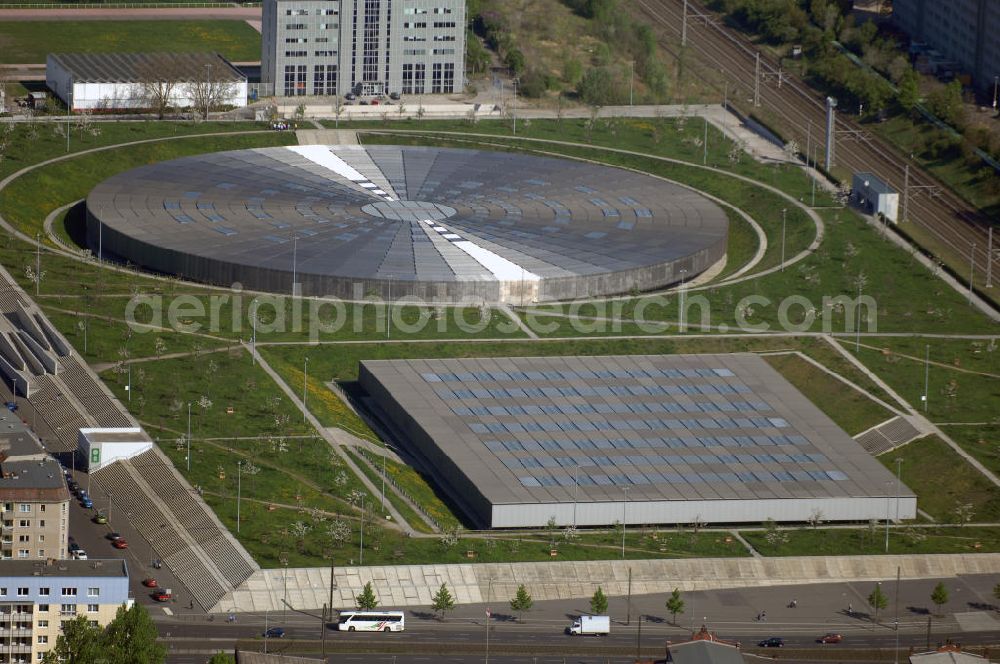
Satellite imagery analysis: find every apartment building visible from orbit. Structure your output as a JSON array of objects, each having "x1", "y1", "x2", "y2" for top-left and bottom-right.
[
  {"x1": 893, "y1": 0, "x2": 1000, "y2": 94},
  {"x1": 0, "y1": 559, "x2": 130, "y2": 663},
  {"x1": 261, "y1": 0, "x2": 465, "y2": 97},
  {"x1": 0, "y1": 414, "x2": 70, "y2": 562}
]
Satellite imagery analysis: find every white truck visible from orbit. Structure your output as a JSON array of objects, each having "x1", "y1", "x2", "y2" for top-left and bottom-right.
[{"x1": 568, "y1": 615, "x2": 610, "y2": 636}]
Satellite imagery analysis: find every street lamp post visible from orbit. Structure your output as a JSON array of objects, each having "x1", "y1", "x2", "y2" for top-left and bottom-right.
[
  {"x1": 292, "y1": 236, "x2": 298, "y2": 295},
  {"x1": 35, "y1": 233, "x2": 41, "y2": 296},
  {"x1": 380, "y1": 446, "x2": 387, "y2": 512},
  {"x1": 993, "y1": 76, "x2": 999, "y2": 112},
  {"x1": 884, "y1": 481, "x2": 891, "y2": 553},
  {"x1": 678, "y1": 269, "x2": 688, "y2": 332},
  {"x1": 485, "y1": 577, "x2": 494, "y2": 664},
  {"x1": 923, "y1": 345, "x2": 930, "y2": 412},
  {"x1": 629, "y1": 60, "x2": 635, "y2": 106},
  {"x1": 780, "y1": 208, "x2": 787, "y2": 271},
  {"x1": 186, "y1": 402, "x2": 192, "y2": 471},
  {"x1": 895, "y1": 458, "x2": 903, "y2": 522},
  {"x1": 250, "y1": 300, "x2": 258, "y2": 365},
  {"x1": 236, "y1": 459, "x2": 242, "y2": 534},
  {"x1": 621, "y1": 486, "x2": 629, "y2": 559},
  {"x1": 386, "y1": 275, "x2": 392, "y2": 340},
  {"x1": 204, "y1": 64, "x2": 212, "y2": 119},
  {"x1": 512, "y1": 78, "x2": 518, "y2": 136},
  {"x1": 302, "y1": 356, "x2": 309, "y2": 421},
  {"x1": 283, "y1": 559, "x2": 289, "y2": 623},
  {"x1": 359, "y1": 494, "x2": 365, "y2": 565}
]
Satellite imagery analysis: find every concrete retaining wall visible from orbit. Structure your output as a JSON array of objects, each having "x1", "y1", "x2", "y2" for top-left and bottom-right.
[{"x1": 220, "y1": 553, "x2": 1000, "y2": 613}]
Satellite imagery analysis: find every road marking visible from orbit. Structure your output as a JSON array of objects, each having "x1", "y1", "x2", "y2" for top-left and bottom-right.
[{"x1": 160, "y1": 607, "x2": 173, "y2": 615}]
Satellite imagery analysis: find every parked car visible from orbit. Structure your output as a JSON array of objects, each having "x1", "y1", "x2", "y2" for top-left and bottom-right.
[
  {"x1": 68, "y1": 541, "x2": 80, "y2": 553},
  {"x1": 5, "y1": 401, "x2": 17, "y2": 412},
  {"x1": 758, "y1": 637, "x2": 785, "y2": 648},
  {"x1": 151, "y1": 589, "x2": 172, "y2": 602},
  {"x1": 81, "y1": 497, "x2": 93, "y2": 508},
  {"x1": 345, "y1": 92, "x2": 356, "y2": 100},
  {"x1": 112, "y1": 539, "x2": 129, "y2": 549},
  {"x1": 93, "y1": 513, "x2": 108, "y2": 524},
  {"x1": 263, "y1": 627, "x2": 285, "y2": 639},
  {"x1": 67, "y1": 480, "x2": 78, "y2": 491},
  {"x1": 107, "y1": 532, "x2": 122, "y2": 541},
  {"x1": 389, "y1": 91, "x2": 400, "y2": 100},
  {"x1": 818, "y1": 633, "x2": 843, "y2": 644},
  {"x1": 142, "y1": 578, "x2": 158, "y2": 588},
  {"x1": 72, "y1": 549, "x2": 87, "y2": 560}
]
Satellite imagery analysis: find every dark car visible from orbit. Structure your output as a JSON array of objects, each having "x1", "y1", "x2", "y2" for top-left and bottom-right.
[
  {"x1": 818, "y1": 633, "x2": 843, "y2": 644},
  {"x1": 151, "y1": 589, "x2": 172, "y2": 602},
  {"x1": 67, "y1": 480, "x2": 78, "y2": 491},
  {"x1": 263, "y1": 627, "x2": 285, "y2": 638},
  {"x1": 68, "y1": 541, "x2": 80, "y2": 553},
  {"x1": 5, "y1": 401, "x2": 17, "y2": 412},
  {"x1": 389, "y1": 91, "x2": 400, "y2": 100},
  {"x1": 107, "y1": 532, "x2": 122, "y2": 541},
  {"x1": 81, "y1": 497, "x2": 93, "y2": 508},
  {"x1": 345, "y1": 93, "x2": 357, "y2": 100},
  {"x1": 758, "y1": 637, "x2": 784, "y2": 648}
]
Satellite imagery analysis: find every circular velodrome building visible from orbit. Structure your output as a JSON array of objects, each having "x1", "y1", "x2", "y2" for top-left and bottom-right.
[{"x1": 86, "y1": 145, "x2": 729, "y2": 303}]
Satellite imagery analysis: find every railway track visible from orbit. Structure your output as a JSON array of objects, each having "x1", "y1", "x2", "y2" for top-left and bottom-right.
[{"x1": 634, "y1": 0, "x2": 1000, "y2": 309}]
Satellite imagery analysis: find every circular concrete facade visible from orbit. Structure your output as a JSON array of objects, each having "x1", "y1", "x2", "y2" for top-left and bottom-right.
[{"x1": 85, "y1": 145, "x2": 729, "y2": 303}]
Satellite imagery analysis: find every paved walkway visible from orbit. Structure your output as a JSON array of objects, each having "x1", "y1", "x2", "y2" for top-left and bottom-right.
[
  {"x1": 243, "y1": 341, "x2": 417, "y2": 535},
  {"x1": 218, "y1": 552, "x2": 1000, "y2": 613}
]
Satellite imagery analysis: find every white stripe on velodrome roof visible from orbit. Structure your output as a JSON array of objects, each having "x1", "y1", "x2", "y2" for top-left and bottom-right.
[
  {"x1": 287, "y1": 145, "x2": 395, "y2": 201},
  {"x1": 423, "y1": 220, "x2": 541, "y2": 282}
]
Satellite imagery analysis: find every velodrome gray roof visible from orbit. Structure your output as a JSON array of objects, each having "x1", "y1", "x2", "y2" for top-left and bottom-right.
[
  {"x1": 85, "y1": 146, "x2": 729, "y2": 303},
  {"x1": 49, "y1": 52, "x2": 245, "y2": 83},
  {"x1": 359, "y1": 354, "x2": 915, "y2": 527}
]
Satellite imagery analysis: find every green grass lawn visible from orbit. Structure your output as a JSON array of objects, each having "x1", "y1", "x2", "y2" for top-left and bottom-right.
[
  {"x1": 763, "y1": 353, "x2": 892, "y2": 435},
  {"x1": 350, "y1": 447, "x2": 461, "y2": 531},
  {"x1": 343, "y1": 449, "x2": 435, "y2": 534},
  {"x1": 204, "y1": 488, "x2": 749, "y2": 568},
  {"x1": 0, "y1": 20, "x2": 260, "y2": 64},
  {"x1": 742, "y1": 524, "x2": 1000, "y2": 557},
  {"x1": 880, "y1": 436, "x2": 1000, "y2": 523},
  {"x1": 945, "y1": 425, "x2": 1000, "y2": 478},
  {"x1": 844, "y1": 337, "x2": 1000, "y2": 424}
]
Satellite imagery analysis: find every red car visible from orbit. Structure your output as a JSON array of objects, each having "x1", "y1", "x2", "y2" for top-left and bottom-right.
[
  {"x1": 818, "y1": 633, "x2": 843, "y2": 644},
  {"x1": 142, "y1": 578, "x2": 158, "y2": 588},
  {"x1": 151, "y1": 589, "x2": 172, "y2": 602},
  {"x1": 112, "y1": 539, "x2": 129, "y2": 549}
]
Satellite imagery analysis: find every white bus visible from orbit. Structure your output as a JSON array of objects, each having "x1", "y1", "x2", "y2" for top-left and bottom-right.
[{"x1": 337, "y1": 611, "x2": 405, "y2": 632}]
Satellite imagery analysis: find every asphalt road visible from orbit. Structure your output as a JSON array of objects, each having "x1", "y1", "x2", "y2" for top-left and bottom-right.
[{"x1": 157, "y1": 573, "x2": 1000, "y2": 663}]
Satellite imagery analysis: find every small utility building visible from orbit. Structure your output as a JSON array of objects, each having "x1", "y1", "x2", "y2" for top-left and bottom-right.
[
  {"x1": 851, "y1": 172, "x2": 899, "y2": 223},
  {"x1": 46, "y1": 52, "x2": 248, "y2": 113}
]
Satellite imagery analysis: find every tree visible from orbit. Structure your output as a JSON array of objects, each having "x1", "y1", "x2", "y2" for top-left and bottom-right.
[
  {"x1": 590, "y1": 586, "x2": 608, "y2": 615},
  {"x1": 993, "y1": 582, "x2": 1000, "y2": 604},
  {"x1": 431, "y1": 583, "x2": 456, "y2": 619},
  {"x1": 931, "y1": 582, "x2": 949, "y2": 614},
  {"x1": 207, "y1": 654, "x2": 235, "y2": 664},
  {"x1": 868, "y1": 583, "x2": 888, "y2": 623},
  {"x1": 666, "y1": 588, "x2": 686, "y2": 624},
  {"x1": 135, "y1": 58, "x2": 181, "y2": 119},
  {"x1": 42, "y1": 615, "x2": 103, "y2": 664},
  {"x1": 509, "y1": 584, "x2": 533, "y2": 620},
  {"x1": 897, "y1": 68, "x2": 920, "y2": 113},
  {"x1": 102, "y1": 603, "x2": 167, "y2": 664},
  {"x1": 926, "y1": 79, "x2": 965, "y2": 129},
  {"x1": 184, "y1": 70, "x2": 239, "y2": 119},
  {"x1": 356, "y1": 581, "x2": 378, "y2": 610}
]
